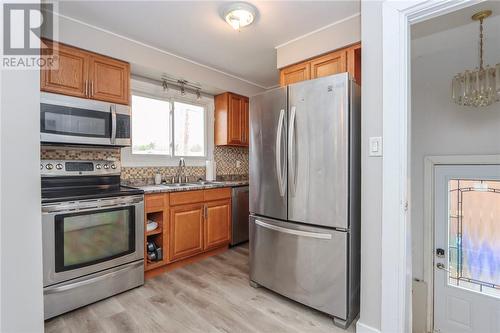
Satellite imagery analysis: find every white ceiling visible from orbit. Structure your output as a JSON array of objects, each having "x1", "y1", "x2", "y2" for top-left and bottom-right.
[{"x1": 57, "y1": 1, "x2": 360, "y2": 88}]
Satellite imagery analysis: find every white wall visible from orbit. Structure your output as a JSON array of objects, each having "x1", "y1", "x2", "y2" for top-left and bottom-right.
[
  {"x1": 276, "y1": 14, "x2": 360, "y2": 69},
  {"x1": 357, "y1": 1, "x2": 383, "y2": 333},
  {"x1": 0, "y1": 65, "x2": 44, "y2": 332},
  {"x1": 51, "y1": 15, "x2": 266, "y2": 97},
  {"x1": 411, "y1": 14, "x2": 500, "y2": 282}
]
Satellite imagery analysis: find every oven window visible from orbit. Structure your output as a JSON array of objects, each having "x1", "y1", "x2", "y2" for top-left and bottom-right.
[
  {"x1": 54, "y1": 206, "x2": 135, "y2": 272},
  {"x1": 41, "y1": 103, "x2": 110, "y2": 138}
]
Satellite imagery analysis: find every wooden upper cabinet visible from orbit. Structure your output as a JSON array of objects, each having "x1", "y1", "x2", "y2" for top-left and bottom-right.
[
  {"x1": 215, "y1": 92, "x2": 249, "y2": 147},
  {"x1": 41, "y1": 40, "x2": 89, "y2": 99},
  {"x1": 279, "y1": 43, "x2": 361, "y2": 86},
  {"x1": 41, "y1": 39, "x2": 130, "y2": 105},
  {"x1": 346, "y1": 43, "x2": 362, "y2": 85},
  {"x1": 280, "y1": 62, "x2": 310, "y2": 86},
  {"x1": 310, "y1": 49, "x2": 346, "y2": 79},
  {"x1": 169, "y1": 203, "x2": 204, "y2": 262},
  {"x1": 228, "y1": 94, "x2": 243, "y2": 144},
  {"x1": 204, "y1": 199, "x2": 231, "y2": 251},
  {"x1": 89, "y1": 54, "x2": 130, "y2": 105}
]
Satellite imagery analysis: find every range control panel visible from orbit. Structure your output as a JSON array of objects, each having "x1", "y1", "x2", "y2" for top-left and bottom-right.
[{"x1": 40, "y1": 160, "x2": 121, "y2": 177}]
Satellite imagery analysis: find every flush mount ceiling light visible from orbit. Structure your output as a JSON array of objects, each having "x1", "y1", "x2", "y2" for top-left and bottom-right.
[
  {"x1": 223, "y1": 2, "x2": 257, "y2": 31},
  {"x1": 451, "y1": 10, "x2": 500, "y2": 107}
]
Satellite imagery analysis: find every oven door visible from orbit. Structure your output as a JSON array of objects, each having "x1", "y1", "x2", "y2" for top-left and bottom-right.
[
  {"x1": 40, "y1": 92, "x2": 131, "y2": 146},
  {"x1": 42, "y1": 195, "x2": 144, "y2": 286}
]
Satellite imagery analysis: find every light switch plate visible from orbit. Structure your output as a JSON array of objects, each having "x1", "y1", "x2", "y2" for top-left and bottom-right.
[{"x1": 369, "y1": 137, "x2": 383, "y2": 156}]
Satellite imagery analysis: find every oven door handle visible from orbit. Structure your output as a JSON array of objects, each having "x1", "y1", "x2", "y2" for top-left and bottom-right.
[
  {"x1": 44, "y1": 260, "x2": 143, "y2": 295},
  {"x1": 42, "y1": 195, "x2": 144, "y2": 214}
]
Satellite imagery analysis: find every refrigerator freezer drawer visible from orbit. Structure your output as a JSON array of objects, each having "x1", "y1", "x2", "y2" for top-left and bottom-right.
[{"x1": 249, "y1": 215, "x2": 348, "y2": 320}]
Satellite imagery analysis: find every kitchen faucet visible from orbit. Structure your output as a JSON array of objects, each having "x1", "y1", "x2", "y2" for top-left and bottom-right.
[{"x1": 175, "y1": 158, "x2": 187, "y2": 183}]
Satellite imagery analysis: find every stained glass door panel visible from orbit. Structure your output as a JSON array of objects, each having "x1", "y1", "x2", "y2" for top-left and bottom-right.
[{"x1": 448, "y1": 179, "x2": 500, "y2": 298}]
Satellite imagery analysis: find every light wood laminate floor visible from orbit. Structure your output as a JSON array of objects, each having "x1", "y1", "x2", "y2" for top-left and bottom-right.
[{"x1": 45, "y1": 244, "x2": 355, "y2": 333}]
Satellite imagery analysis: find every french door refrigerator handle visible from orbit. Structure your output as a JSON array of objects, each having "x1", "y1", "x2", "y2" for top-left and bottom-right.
[
  {"x1": 288, "y1": 106, "x2": 297, "y2": 196},
  {"x1": 255, "y1": 219, "x2": 332, "y2": 239},
  {"x1": 275, "y1": 109, "x2": 286, "y2": 197}
]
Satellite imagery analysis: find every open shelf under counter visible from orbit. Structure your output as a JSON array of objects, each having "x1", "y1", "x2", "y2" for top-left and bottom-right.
[{"x1": 145, "y1": 227, "x2": 163, "y2": 237}]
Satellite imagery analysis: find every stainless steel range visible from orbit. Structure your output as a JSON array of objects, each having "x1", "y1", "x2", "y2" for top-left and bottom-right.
[{"x1": 41, "y1": 159, "x2": 144, "y2": 319}]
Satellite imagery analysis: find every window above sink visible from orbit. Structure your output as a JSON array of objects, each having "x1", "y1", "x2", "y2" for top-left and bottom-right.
[{"x1": 121, "y1": 78, "x2": 214, "y2": 167}]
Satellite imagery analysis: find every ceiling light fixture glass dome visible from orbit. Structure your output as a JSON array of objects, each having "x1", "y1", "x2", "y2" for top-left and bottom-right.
[{"x1": 224, "y1": 2, "x2": 256, "y2": 31}]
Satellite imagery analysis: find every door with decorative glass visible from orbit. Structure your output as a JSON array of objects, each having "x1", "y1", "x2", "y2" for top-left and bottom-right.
[{"x1": 434, "y1": 165, "x2": 500, "y2": 333}]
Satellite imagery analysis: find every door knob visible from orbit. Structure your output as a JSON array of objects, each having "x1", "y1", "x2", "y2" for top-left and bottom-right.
[{"x1": 436, "y1": 263, "x2": 450, "y2": 273}]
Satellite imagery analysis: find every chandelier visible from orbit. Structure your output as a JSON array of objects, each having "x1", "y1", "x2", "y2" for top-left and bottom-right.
[{"x1": 451, "y1": 10, "x2": 500, "y2": 107}]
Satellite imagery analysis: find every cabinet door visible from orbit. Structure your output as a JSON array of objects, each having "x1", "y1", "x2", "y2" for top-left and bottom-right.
[
  {"x1": 41, "y1": 40, "x2": 89, "y2": 98},
  {"x1": 346, "y1": 43, "x2": 361, "y2": 85},
  {"x1": 228, "y1": 94, "x2": 243, "y2": 144},
  {"x1": 241, "y1": 98, "x2": 249, "y2": 146},
  {"x1": 169, "y1": 204, "x2": 204, "y2": 262},
  {"x1": 89, "y1": 54, "x2": 130, "y2": 105},
  {"x1": 204, "y1": 200, "x2": 231, "y2": 250},
  {"x1": 310, "y1": 50, "x2": 346, "y2": 79},
  {"x1": 280, "y1": 62, "x2": 310, "y2": 86}
]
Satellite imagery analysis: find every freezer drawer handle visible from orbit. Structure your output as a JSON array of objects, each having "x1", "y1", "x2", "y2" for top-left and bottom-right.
[
  {"x1": 255, "y1": 219, "x2": 332, "y2": 239},
  {"x1": 275, "y1": 109, "x2": 286, "y2": 197}
]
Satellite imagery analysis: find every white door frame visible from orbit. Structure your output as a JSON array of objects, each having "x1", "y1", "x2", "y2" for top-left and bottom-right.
[
  {"x1": 423, "y1": 155, "x2": 500, "y2": 332},
  {"x1": 381, "y1": 1, "x2": 485, "y2": 332}
]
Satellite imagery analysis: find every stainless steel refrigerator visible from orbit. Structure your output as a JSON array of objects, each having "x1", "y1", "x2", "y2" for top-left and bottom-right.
[{"x1": 249, "y1": 73, "x2": 360, "y2": 328}]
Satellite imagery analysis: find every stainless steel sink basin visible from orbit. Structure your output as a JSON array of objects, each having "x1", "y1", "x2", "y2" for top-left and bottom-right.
[
  {"x1": 157, "y1": 181, "x2": 225, "y2": 188},
  {"x1": 188, "y1": 180, "x2": 225, "y2": 185},
  {"x1": 160, "y1": 183, "x2": 195, "y2": 188}
]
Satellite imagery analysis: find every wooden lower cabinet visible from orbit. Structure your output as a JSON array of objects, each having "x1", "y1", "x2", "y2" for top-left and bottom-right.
[
  {"x1": 169, "y1": 203, "x2": 204, "y2": 262},
  {"x1": 145, "y1": 188, "x2": 232, "y2": 278},
  {"x1": 204, "y1": 199, "x2": 231, "y2": 251}
]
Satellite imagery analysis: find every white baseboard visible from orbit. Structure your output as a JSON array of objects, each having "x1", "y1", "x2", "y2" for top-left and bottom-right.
[{"x1": 356, "y1": 321, "x2": 381, "y2": 333}]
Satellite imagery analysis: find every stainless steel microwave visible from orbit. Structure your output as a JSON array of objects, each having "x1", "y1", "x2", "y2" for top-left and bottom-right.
[{"x1": 40, "y1": 92, "x2": 131, "y2": 146}]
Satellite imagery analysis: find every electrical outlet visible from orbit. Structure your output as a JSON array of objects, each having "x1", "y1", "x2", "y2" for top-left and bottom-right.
[{"x1": 236, "y1": 160, "x2": 241, "y2": 168}]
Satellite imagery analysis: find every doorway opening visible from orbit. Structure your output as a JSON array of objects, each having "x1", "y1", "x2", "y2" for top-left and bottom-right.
[{"x1": 409, "y1": 2, "x2": 500, "y2": 332}]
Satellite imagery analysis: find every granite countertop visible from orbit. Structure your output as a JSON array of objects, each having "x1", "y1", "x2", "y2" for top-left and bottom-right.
[{"x1": 130, "y1": 180, "x2": 249, "y2": 194}]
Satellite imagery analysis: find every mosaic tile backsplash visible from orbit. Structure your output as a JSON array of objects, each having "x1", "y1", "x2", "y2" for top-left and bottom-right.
[
  {"x1": 41, "y1": 145, "x2": 249, "y2": 184},
  {"x1": 41, "y1": 146, "x2": 120, "y2": 161},
  {"x1": 213, "y1": 146, "x2": 249, "y2": 176}
]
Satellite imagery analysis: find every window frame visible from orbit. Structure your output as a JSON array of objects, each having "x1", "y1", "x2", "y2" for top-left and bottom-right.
[{"x1": 121, "y1": 78, "x2": 214, "y2": 167}]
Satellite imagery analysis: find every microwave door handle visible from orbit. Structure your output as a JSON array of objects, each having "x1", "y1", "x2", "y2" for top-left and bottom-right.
[{"x1": 111, "y1": 105, "x2": 117, "y2": 145}]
